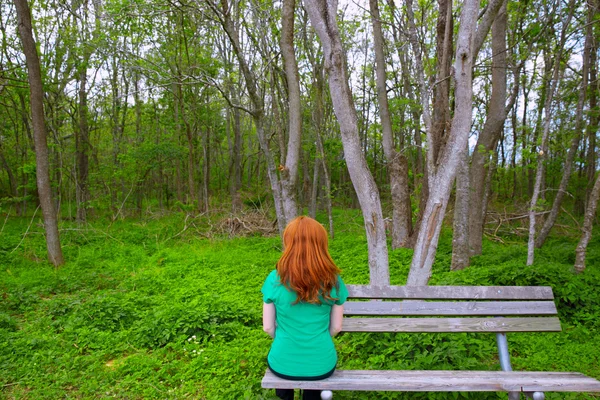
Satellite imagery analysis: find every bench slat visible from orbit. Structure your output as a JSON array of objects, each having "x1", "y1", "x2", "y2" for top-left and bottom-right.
[
  {"x1": 262, "y1": 370, "x2": 600, "y2": 392},
  {"x1": 347, "y1": 285, "x2": 555, "y2": 300},
  {"x1": 343, "y1": 301, "x2": 558, "y2": 316},
  {"x1": 342, "y1": 317, "x2": 562, "y2": 332}
]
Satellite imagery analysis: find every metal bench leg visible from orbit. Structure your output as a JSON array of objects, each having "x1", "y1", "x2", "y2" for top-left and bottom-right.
[
  {"x1": 525, "y1": 392, "x2": 545, "y2": 400},
  {"x1": 496, "y1": 333, "x2": 521, "y2": 400}
]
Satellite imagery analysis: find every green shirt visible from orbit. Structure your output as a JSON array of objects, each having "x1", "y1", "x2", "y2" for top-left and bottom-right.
[{"x1": 261, "y1": 270, "x2": 348, "y2": 377}]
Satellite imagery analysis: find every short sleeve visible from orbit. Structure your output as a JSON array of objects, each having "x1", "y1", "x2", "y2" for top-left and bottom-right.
[
  {"x1": 261, "y1": 270, "x2": 277, "y2": 304},
  {"x1": 335, "y1": 275, "x2": 348, "y2": 305}
]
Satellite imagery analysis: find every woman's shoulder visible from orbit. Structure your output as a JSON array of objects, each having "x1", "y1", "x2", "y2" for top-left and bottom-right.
[{"x1": 264, "y1": 270, "x2": 281, "y2": 285}]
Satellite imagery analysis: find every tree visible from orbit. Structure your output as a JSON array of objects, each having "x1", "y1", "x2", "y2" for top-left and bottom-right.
[
  {"x1": 369, "y1": 0, "x2": 412, "y2": 249},
  {"x1": 14, "y1": 0, "x2": 64, "y2": 266},
  {"x1": 527, "y1": 0, "x2": 575, "y2": 266},
  {"x1": 406, "y1": 0, "x2": 480, "y2": 285},
  {"x1": 279, "y1": 0, "x2": 302, "y2": 222},
  {"x1": 303, "y1": 0, "x2": 390, "y2": 286}
]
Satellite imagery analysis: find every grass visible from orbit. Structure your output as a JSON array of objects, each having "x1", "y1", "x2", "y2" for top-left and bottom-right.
[{"x1": 0, "y1": 209, "x2": 599, "y2": 399}]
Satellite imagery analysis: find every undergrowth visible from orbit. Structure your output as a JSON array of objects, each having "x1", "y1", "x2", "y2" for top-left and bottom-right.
[{"x1": 0, "y1": 209, "x2": 598, "y2": 399}]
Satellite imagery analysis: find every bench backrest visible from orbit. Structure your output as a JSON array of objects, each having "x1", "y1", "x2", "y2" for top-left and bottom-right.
[{"x1": 343, "y1": 285, "x2": 561, "y2": 333}]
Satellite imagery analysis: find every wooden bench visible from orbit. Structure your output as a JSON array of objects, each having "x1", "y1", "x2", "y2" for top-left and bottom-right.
[{"x1": 262, "y1": 285, "x2": 600, "y2": 399}]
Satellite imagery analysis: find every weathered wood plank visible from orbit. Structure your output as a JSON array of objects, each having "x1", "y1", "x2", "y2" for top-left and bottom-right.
[
  {"x1": 343, "y1": 301, "x2": 558, "y2": 316},
  {"x1": 346, "y1": 285, "x2": 555, "y2": 300},
  {"x1": 262, "y1": 370, "x2": 600, "y2": 392},
  {"x1": 342, "y1": 317, "x2": 562, "y2": 332}
]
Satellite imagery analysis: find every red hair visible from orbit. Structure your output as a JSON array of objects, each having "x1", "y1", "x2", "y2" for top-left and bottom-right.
[{"x1": 276, "y1": 216, "x2": 340, "y2": 304}]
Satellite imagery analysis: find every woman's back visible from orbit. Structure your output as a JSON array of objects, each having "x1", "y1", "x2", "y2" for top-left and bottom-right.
[{"x1": 262, "y1": 270, "x2": 347, "y2": 377}]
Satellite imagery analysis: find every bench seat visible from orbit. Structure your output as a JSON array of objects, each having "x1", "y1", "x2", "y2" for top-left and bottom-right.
[{"x1": 263, "y1": 370, "x2": 600, "y2": 392}]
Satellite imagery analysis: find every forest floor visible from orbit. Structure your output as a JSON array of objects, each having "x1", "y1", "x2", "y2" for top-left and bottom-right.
[{"x1": 1, "y1": 208, "x2": 599, "y2": 399}]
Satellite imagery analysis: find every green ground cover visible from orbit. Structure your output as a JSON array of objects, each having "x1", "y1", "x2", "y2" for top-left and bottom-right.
[{"x1": 1, "y1": 210, "x2": 599, "y2": 399}]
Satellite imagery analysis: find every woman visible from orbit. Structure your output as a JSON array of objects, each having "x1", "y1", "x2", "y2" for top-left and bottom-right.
[{"x1": 262, "y1": 216, "x2": 348, "y2": 400}]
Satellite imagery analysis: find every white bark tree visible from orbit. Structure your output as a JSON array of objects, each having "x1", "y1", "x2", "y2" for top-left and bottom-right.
[
  {"x1": 280, "y1": 0, "x2": 302, "y2": 223},
  {"x1": 303, "y1": 0, "x2": 389, "y2": 286},
  {"x1": 406, "y1": 0, "x2": 480, "y2": 285}
]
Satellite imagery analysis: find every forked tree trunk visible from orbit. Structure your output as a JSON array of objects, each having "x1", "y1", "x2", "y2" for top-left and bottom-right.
[
  {"x1": 370, "y1": 0, "x2": 412, "y2": 249},
  {"x1": 280, "y1": 0, "x2": 302, "y2": 223},
  {"x1": 303, "y1": 0, "x2": 389, "y2": 286},
  {"x1": 406, "y1": 0, "x2": 479, "y2": 285},
  {"x1": 574, "y1": 173, "x2": 600, "y2": 273},
  {"x1": 14, "y1": 0, "x2": 64, "y2": 266},
  {"x1": 527, "y1": 1, "x2": 575, "y2": 265}
]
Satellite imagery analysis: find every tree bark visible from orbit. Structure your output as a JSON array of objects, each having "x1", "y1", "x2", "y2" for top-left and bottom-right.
[
  {"x1": 14, "y1": 0, "x2": 64, "y2": 266},
  {"x1": 407, "y1": 0, "x2": 479, "y2": 285},
  {"x1": 304, "y1": 0, "x2": 389, "y2": 286},
  {"x1": 369, "y1": 0, "x2": 412, "y2": 248},
  {"x1": 451, "y1": 143, "x2": 470, "y2": 270}
]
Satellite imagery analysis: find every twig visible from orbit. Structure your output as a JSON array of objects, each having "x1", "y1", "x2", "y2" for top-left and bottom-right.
[
  {"x1": 113, "y1": 181, "x2": 136, "y2": 221},
  {"x1": 560, "y1": 206, "x2": 581, "y2": 230},
  {"x1": 0, "y1": 205, "x2": 11, "y2": 235},
  {"x1": 10, "y1": 204, "x2": 40, "y2": 254}
]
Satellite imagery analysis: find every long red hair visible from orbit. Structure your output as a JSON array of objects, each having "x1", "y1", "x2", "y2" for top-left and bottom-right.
[{"x1": 277, "y1": 216, "x2": 340, "y2": 304}]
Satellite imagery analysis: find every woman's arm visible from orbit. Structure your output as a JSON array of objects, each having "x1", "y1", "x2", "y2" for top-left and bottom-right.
[
  {"x1": 329, "y1": 304, "x2": 344, "y2": 337},
  {"x1": 263, "y1": 302, "x2": 276, "y2": 338}
]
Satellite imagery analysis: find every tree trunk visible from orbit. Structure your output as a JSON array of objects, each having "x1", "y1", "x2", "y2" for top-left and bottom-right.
[
  {"x1": 430, "y1": 0, "x2": 453, "y2": 164},
  {"x1": 466, "y1": 0, "x2": 508, "y2": 256},
  {"x1": 407, "y1": 0, "x2": 479, "y2": 285},
  {"x1": 304, "y1": 0, "x2": 389, "y2": 286},
  {"x1": 370, "y1": 0, "x2": 412, "y2": 248},
  {"x1": 230, "y1": 91, "x2": 243, "y2": 213},
  {"x1": 527, "y1": 1, "x2": 575, "y2": 265},
  {"x1": 14, "y1": 0, "x2": 64, "y2": 266},
  {"x1": 574, "y1": 172, "x2": 600, "y2": 273},
  {"x1": 76, "y1": 68, "x2": 90, "y2": 223},
  {"x1": 451, "y1": 143, "x2": 470, "y2": 270},
  {"x1": 280, "y1": 0, "x2": 301, "y2": 223}
]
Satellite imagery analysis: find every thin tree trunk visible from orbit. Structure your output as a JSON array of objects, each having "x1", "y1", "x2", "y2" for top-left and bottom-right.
[
  {"x1": 527, "y1": 1, "x2": 575, "y2": 265},
  {"x1": 304, "y1": 0, "x2": 389, "y2": 286},
  {"x1": 229, "y1": 85, "x2": 243, "y2": 213},
  {"x1": 407, "y1": 0, "x2": 479, "y2": 285},
  {"x1": 280, "y1": 0, "x2": 301, "y2": 223},
  {"x1": 309, "y1": 157, "x2": 319, "y2": 219},
  {"x1": 76, "y1": 68, "x2": 90, "y2": 223},
  {"x1": 574, "y1": 172, "x2": 600, "y2": 273},
  {"x1": 14, "y1": 0, "x2": 64, "y2": 266},
  {"x1": 370, "y1": 0, "x2": 411, "y2": 248}
]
